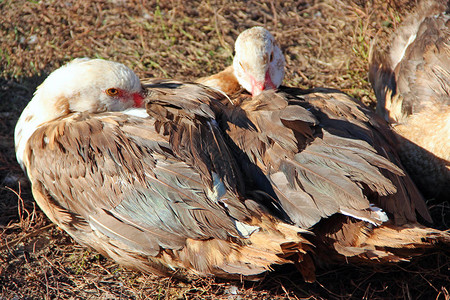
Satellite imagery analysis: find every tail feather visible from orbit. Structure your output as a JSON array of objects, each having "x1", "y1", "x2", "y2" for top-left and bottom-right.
[
  {"x1": 159, "y1": 218, "x2": 316, "y2": 279},
  {"x1": 338, "y1": 224, "x2": 449, "y2": 262},
  {"x1": 313, "y1": 215, "x2": 449, "y2": 264},
  {"x1": 363, "y1": 224, "x2": 450, "y2": 249}
]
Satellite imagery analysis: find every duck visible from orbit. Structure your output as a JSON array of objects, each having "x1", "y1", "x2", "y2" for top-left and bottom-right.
[
  {"x1": 14, "y1": 58, "x2": 315, "y2": 280},
  {"x1": 197, "y1": 26, "x2": 285, "y2": 97},
  {"x1": 176, "y1": 26, "x2": 450, "y2": 270},
  {"x1": 369, "y1": 0, "x2": 450, "y2": 199}
]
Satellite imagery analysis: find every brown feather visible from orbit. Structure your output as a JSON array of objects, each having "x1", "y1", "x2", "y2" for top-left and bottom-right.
[
  {"x1": 143, "y1": 80, "x2": 445, "y2": 268},
  {"x1": 216, "y1": 88, "x2": 430, "y2": 227},
  {"x1": 23, "y1": 93, "x2": 316, "y2": 279},
  {"x1": 196, "y1": 66, "x2": 242, "y2": 96},
  {"x1": 312, "y1": 215, "x2": 450, "y2": 263}
]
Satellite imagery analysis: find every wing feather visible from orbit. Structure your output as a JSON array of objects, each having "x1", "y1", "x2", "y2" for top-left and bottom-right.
[
  {"x1": 25, "y1": 113, "x2": 254, "y2": 256},
  {"x1": 220, "y1": 88, "x2": 429, "y2": 226}
]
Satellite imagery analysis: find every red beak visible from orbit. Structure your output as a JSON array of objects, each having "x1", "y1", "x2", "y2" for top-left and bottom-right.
[
  {"x1": 132, "y1": 92, "x2": 145, "y2": 107},
  {"x1": 250, "y1": 70, "x2": 276, "y2": 96}
]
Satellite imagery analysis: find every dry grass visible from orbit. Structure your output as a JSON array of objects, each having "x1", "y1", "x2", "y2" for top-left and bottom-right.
[{"x1": 1, "y1": 0, "x2": 449, "y2": 299}]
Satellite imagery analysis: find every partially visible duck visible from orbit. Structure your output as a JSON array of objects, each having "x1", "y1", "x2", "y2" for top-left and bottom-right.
[
  {"x1": 369, "y1": 0, "x2": 450, "y2": 199},
  {"x1": 15, "y1": 58, "x2": 315, "y2": 280}
]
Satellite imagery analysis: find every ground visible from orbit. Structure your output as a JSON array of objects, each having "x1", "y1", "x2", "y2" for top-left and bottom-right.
[{"x1": 0, "y1": 0, "x2": 449, "y2": 299}]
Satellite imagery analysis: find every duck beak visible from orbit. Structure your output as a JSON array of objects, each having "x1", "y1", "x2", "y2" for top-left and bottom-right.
[
  {"x1": 264, "y1": 70, "x2": 276, "y2": 90},
  {"x1": 251, "y1": 78, "x2": 265, "y2": 96},
  {"x1": 132, "y1": 92, "x2": 145, "y2": 107},
  {"x1": 251, "y1": 70, "x2": 276, "y2": 96}
]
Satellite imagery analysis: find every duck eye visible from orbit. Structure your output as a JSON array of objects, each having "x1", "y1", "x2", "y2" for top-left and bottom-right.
[
  {"x1": 106, "y1": 88, "x2": 119, "y2": 97},
  {"x1": 269, "y1": 51, "x2": 274, "y2": 63}
]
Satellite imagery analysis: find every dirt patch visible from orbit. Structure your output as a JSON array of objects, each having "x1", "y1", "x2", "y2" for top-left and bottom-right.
[{"x1": 1, "y1": 0, "x2": 449, "y2": 299}]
